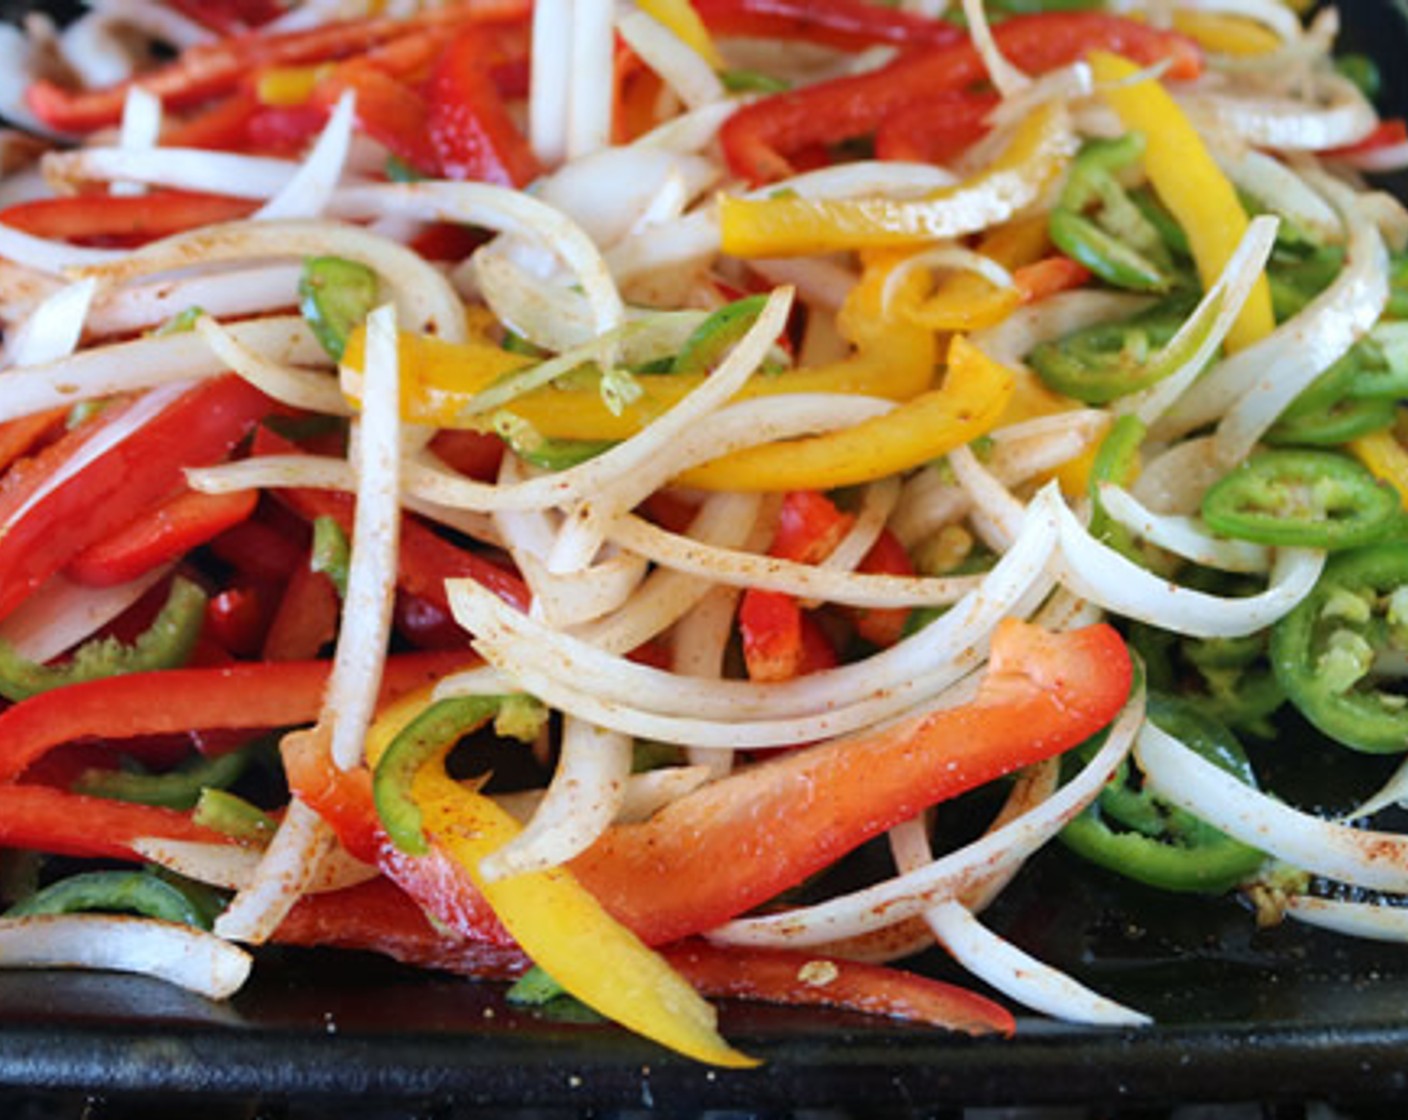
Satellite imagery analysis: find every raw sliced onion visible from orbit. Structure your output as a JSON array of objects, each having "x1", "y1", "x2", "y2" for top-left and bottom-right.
[
  {"x1": 948, "y1": 445, "x2": 1027, "y2": 552},
  {"x1": 616, "y1": 8, "x2": 725, "y2": 109},
  {"x1": 566, "y1": 0, "x2": 614, "y2": 160},
  {"x1": 479, "y1": 716, "x2": 634, "y2": 882},
  {"x1": 1136, "y1": 722, "x2": 1408, "y2": 894},
  {"x1": 86, "y1": 264, "x2": 305, "y2": 339},
  {"x1": 528, "y1": 0, "x2": 571, "y2": 165},
  {"x1": 960, "y1": 0, "x2": 1029, "y2": 99},
  {"x1": 133, "y1": 836, "x2": 376, "y2": 894},
  {"x1": 213, "y1": 796, "x2": 335, "y2": 945},
  {"x1": 1054, "y1": 495, "x2": 1323, "y2": 638},
  {"x1": 1283, "y1": 895, "x2": 1408, "y2": 943},
  {"x1": 0, "y1": 567, "x2": 169, "y2": 663},
  {"x1": 708, "y1": 683, "x2": 1145, "y2": 948},
  {"x1": 195, "y1": 315, "x2": 346, "y2": 415},
  {"x1": 0, "y1": 914, "x2": 251, "y2": 1000},
  {"x1": 328, "y1": 303, "x2": 402, "y2": 771},
  {"x1": 1219, "y1": 149, "x2": 1339, "y2": 241},
  {"x1": 43, "y1": 146, "x2": 303, "y2": 200},
  {"x1": 4, "y1": 277, "x2": 94, "y2": 368},
  {"x1": 1130, "y1": 435, "x2": 1224, "y2": 515},
  {"x1": 0, "y1": 221, "x2": 122, "y2": 273},
  {"x1": 1097, "y1": 483, "x2": 1272, "y2": 574},
  {"x1": 254, "y1": 90, "x2": 355, "y2": 221},
  {"x1": 112, "y1": 85, "x2": 161, "y2": 198},
  {"x1": 1178, "y1": 71, "x2": 1377, "y2": 152}
]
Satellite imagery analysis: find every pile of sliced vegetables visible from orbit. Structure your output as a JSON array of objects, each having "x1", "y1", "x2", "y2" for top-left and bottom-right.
[{"x1": 0, "y1": 0, "x2": 1405, "y2": 1065}]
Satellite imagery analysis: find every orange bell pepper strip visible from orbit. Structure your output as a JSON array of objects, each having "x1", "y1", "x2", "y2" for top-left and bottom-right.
[
  {"x1": 1350, "y1": 427, "x2": 1408, "y2": 509},
  {"x1": 720, "y1": 103, "x2": 1078, "y2": 257},
  {"x1": 676, "y1": 332, "x2": 1014, "y2": 492},
  {"x1": 1088, "y1": 51, "x2": 1274, "y2": 352}
]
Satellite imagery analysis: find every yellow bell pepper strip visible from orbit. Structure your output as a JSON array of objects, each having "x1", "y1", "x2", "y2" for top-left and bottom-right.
[
  {"x1": 1088, "y1": 51, "x2": 1274, "y2": 353},
  {"x1": 718, "y1": 103, "x2": 1077, "y2": 257},
  {"x1": 1170, "y1": 11, "x2": 1282, "y2": 57},
  {"x1": 676, "y1": 332, "x2": 1014, "y2": 492},
  {"x1": 637, "y1": 0, "x2": 725, "y2": 68},
  {"x1": 373, "y1": 697, "x2": 758, "y2": 1068},
  {"x1": 1350, "y1": 426, "x2": 1408, "y2": 509},
  {"x1": 345, "y1": 259, "x2": 935, "y2": 441}
]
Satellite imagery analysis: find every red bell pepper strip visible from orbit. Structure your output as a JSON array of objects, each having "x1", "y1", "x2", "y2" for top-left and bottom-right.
[
  {"x1": 273, "y1": 876, "x2": 529, "y2": 979},
  {"x1": 168, "y1": 0, "x2": 286, "y2": 36},
  {"x1": 0, "y1": 375, "x2": 274, "y2": 624},
  {"x1": 739, "y1": 490, "x2": 852, "y2": 682},
  {"x1": 314, "y1": 61, "x2": 442, "y2": 176},
  {"x1": 874, "y1": 91, "x2": 998, "y2": 165},
  {"x1": 207, "y1": 511, "x2": 309, "y2": 582},
  {"x1": 262, "y1": 557, "x2": 341, "y2": 662},
  {"x1": 1013, "y1": 255, "x2": 1093, "y2": 304},
  {"x1": 0, "y1": 192, "x2": 259, "y2": 245},
  {"x1": 693, "y1": 0, "x2": 961, "y2": 51},
  {"x1": 1326, "y1": 117, "x2": 1408, "y2": 158},
  {"x1": 426, "y1": 27, "x2": 542, "y2": 187},
  {"x1": 26, "y1": 3, "x2": 532, "y2": 133},
  {"x1": 0, "y1": 651, "x2": 470, "y2": 784},
  {"x1": 570, "y1": 619, "x2": 1132, "y2": 945},
  {"x1": 0, "y1": 785, "x2": 227, "y2": 861},
  {"x1": 291, "y1": 619, "x2": 1130, "y2": 951},
  {"x1": 847, "y1": 529, "x2": 914, "y2": 649},
  {"x1": 203, "y1": 584, "x2": 277, "y2": 660},
  {"x1": 663, "y1": 940, "x2": 1014, "y2": 1036},
  {"x1": 721, "y1": 12, "x2": 1202, "y2": 182},
  {"x1": 427, "y1": 429, "x2": 506, "y2": 482},
  {"x1": 65, "y1": 487, "x2": 259, "y2": 588}
]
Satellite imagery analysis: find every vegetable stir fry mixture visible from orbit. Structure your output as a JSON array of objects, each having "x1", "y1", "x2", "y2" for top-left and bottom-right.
[{"x1": 0, "y1": 0, "x2": 1406, "y2": 1064}]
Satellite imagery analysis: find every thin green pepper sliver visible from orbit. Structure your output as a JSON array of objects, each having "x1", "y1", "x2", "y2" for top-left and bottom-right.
[
  {"x1": 1272, "y1": 543, "x2": 1408, "y2": 754},
  {"x1": 5, "y1": 870, "x2": 214, "y2": 929},
  {"x1": 672, "y1": 294, "x2": 770, "y2": 375},
  {"x1": 1059, "y1": 693, "x2": 1265, "y2": 893},
  {"x1": 192, "y1": 787, "x2": 277, "y2": 845},
  {"x1": 72, "y1": 746, "x2": 252, "y2": 810},
  {"x1": 0, "y1": 577, "x2": 207, "y2": 703},
  {"x1": 298, "y1": 256, "x2": 379, "y2": 362},
  {"x1": 1201, "y1": 449, "x2": 1400, "y2": 550},
  {"x1": 373, "y1": 695, "x2": 513, "y2": 855}
]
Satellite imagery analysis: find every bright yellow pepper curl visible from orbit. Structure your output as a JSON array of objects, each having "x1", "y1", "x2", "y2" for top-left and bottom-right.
[
  {"x1": 345, "y1": 259, "x2": 937, "y2": 441},
  {"x1": 1088, "y1": 51, "x2": 1275, "y2": 352},
  {"x1": 718, "y1": 103, "x2": 1077, "y2": 257},
  {"x1": 1350, "y1": 425, "x2": 1408, "y2": 509},
  {"x1": 365, "y1": 700, "x2": 757, "y2": 1069},
  {"x1": 678, "y1": 333, "x2": 1015, "y2": 492}
]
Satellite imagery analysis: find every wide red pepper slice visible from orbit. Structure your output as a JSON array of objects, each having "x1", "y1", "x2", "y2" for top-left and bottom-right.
[
  {"x1": 0, "y1": 785, "x2": 227, "y2": 860},
  {"x1": 721, "y1": 12, "x2": 1203, "y2": 182},
  {"x1": 0, "y1": 651, "x2": 471, "y2": 784},
  {"x1": 0, "y1": 191, "x2": 259, "y2": 245},
  {"x1": 0, "y1": 375, "x2": 274, "y2": 624}
]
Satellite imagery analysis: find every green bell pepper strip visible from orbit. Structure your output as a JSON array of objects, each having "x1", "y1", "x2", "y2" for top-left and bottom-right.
[
  {"x1": 1028, "y1": 293, "x2": 1194, "y2": 404},
  {"x1": 1272, "y1": 543, "x2": 1408, "y2": 754},
  {"x1": 298, "y1": 256, "x2": 380, "y2": 362},
  {"x1": 1048, "y1": 133, "x2": 1174, "y2": 294},
  {"x1": 672, "y1": 294, "x2": 774, "y2": 375},
  {"x1": 0, "y1": 577, "x2": 207, "y2": 703},
  {"x1": 1201, "y1": 449, "x2": 1400, "y2": 551},
  {"x1": 1087, "y1": 413, "x2": 1147, "y2": 552},
  {"x1": 311, "y1": 515, "x2": 351, "y2": 599},
  {"x1": 1060, "y1": 692, "x2": 1266, "y2": 893},
  {"x1": 373, "y1": 694, "x2": 517, "y2": 856},
  {"x1": 192, "y1": 787, "x2": 277, "y2": 844},
  {"x1": 71, "y1": 746, "x2": 253, "y2": 811},
  {"x1": 5, "y1": 870, "x2": 215, "y2": 929}
]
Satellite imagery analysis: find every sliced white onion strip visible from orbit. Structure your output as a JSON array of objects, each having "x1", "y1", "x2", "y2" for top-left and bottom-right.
[
  {"x1": 444, "y1": 488, "x2": 1059, "y2": 748},
  {"x1": 4, "y1": 277, "x2": 95, "y2": 368},
  {"x1": 1136, "y1": 723, "x2": 1408, "y2": 894},
  {"x1": 1097, "y1": 483, "x2": 1272, "y2": 574},
  {"x1": 567, "y1": 0, "x2": 614, "y2": 160},
  {"x1": 0, "y1": 222, "x2": 122, "y2": 273},
  {"x1": 607, "y1": 511, "x2": 979, "y2": 608},
  {"x1": 1178, "y1": 72, "x2": 1377, "y2": 152},
  {"x1": 948, "y1": 444, "x2": 1027, "y2": 553},
  {"x1": 187, "y1": 453, "x2": 353, "y2": 497},
  {"x1": 520, "y1": 548, "x2": 649, "y2": 629},
  {"x1": 496, "y1": 764, "x2": 715, "y2": 826},
  {"x1": 709, "y1": 684, "x2": 1145, "y2": 948},
  {"x1": 1053, "y1": 496, "x2": 1323, "y2": 639},
  {"x1": 528, "y1": 0, "x2": 571, "y2": 165},
  {"x1": 960, "y1": 0, "x2": 1029, "y2": 99},
  {"x1": 0, "y1": 567, "x2": 169, "y2": 663},
  {"x1": 131, "y1": 837, "x2": 377, "y2": 894},
  {"x1": 73, "y1": 220, "x2": 468, "y2": 343},
  {"x1": 616, "y1": 8, "x2": 725, "y2": 109},
  {"x1": 42, "y1": 145, "x2": 302, "y2": 200},
  {"x1": 1117, "y1": 214, "x2": 1279, "y2": 428},
  {"x1": 254, "y1": 90, "x2": 355, "y2": 221},
  {"x1": 328, "y1": 303, "x2": 402, "y2": 771},
  {"x1": 212, "y1": 795, "x2": 336, "y2": 945},
  {"x1": 194, "y1": 315, "x2": 346, "y2": 416},
  {"x1": 331, "y1": 181, "x2": 623, "y2": 338},
  {"x1": 1212, "y1": 176, "x2": 1388, "y2": 465},
  {"x1": 0, "y1": 914, "x2": 252, "y2": 1000},
  {"x1": 86, "y1": 264, "x2": 305, "y2": 339},
  {"x1": 1283, "y1": 895, "x2": 1408, "y2": 943},
  {"x1": 0, "y1": 316, "x2": 325, "y2": 423},
  {"x1": 1219, "y1": 149, "x2": 1339, "y2": 241},
  {"x1": 1155, "y1": 174, "x2": 1387, "y2": 456},
  {"x1": 479, "y1": 716, "x2": 634, "y2": 882},
  {"x1": 112, "y1": 85, "x2": 161, "y2": 198}
]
